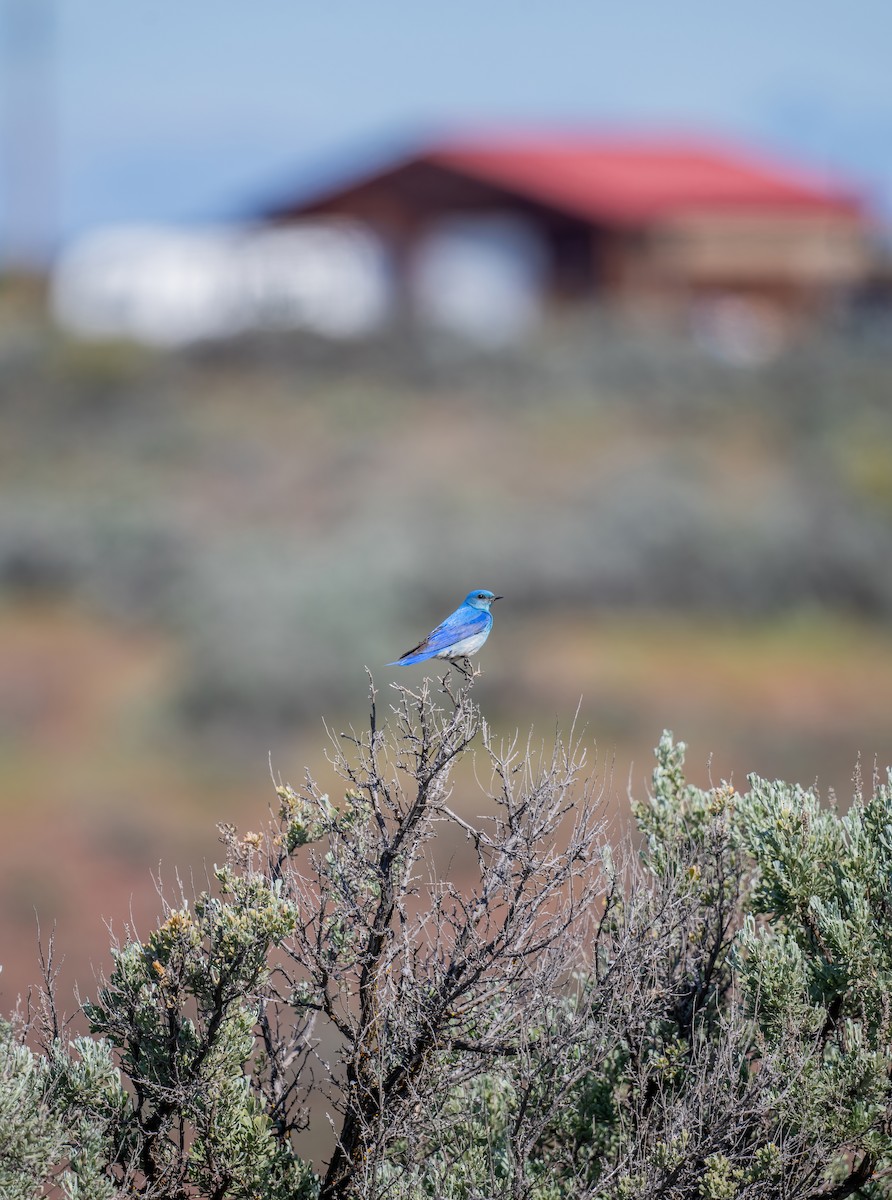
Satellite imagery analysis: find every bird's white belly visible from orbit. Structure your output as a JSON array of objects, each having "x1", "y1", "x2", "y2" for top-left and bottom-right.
[{"x1": 435, "y1": 628, "x2": 490, "y2": 659}]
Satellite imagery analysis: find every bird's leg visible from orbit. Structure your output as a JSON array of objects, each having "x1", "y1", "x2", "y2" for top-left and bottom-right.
[
  {"x1": 439, "y1": 658, "x2": 478, "y2": 700},
  {"x1": 453, "y1": 656, "x2": 475, "y2": 681}
]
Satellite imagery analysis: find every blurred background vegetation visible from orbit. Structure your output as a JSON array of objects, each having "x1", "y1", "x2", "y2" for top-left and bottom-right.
[{"x1": 2, "y1": 274, "x2": 892, "y2": 1006}]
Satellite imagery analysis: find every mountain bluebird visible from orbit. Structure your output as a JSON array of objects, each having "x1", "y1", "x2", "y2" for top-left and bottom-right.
[{"x1": 388, "y1": 589, "x2": 503, "y2": 666}]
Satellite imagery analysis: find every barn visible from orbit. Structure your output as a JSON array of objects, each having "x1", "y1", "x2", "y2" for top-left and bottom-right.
[{"x1": 264, "y1": 133, "x2": 871, "y2": 336}]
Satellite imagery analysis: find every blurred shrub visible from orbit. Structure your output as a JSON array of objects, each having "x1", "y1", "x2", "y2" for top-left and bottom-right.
[
  {"x1": 0, "y1": 501, "x2": 188, "y2": 624},
  {"x1": 3, "y1": 316, "x2": 892, "y2": 731}
]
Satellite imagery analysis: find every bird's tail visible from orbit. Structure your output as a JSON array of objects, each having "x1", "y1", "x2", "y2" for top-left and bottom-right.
[{"x1": 387, "y1": 650, "x2": 435, "y2": 667}]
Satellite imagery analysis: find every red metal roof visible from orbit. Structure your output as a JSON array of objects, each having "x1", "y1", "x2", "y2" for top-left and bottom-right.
[{"x1": 424, "y1": 135, "x2": 864, "y2": 225}]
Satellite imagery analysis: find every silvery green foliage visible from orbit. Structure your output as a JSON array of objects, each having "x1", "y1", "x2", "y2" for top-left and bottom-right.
[
  {"x1": 5, "y1": 687, "x2": 892, "y2": 1199},
  {"x1": 82, "y1": 864, "x2": 316, "y2": 1199},
  {"x1": 371, "y1": 732, "x2": 892, "y2": 1200},
  {"x1": 0, "y1": 1018, "x2": 127, "y2": 1200},
  {"x1": 735, "y1": 767, "x2": 892, "y2": 1195},
  {"x1": 0, "y1": 1021, "x2": 69, "y2": 1200}
]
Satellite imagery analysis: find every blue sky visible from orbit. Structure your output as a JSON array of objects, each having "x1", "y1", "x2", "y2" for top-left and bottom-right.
[{"x1": 3, "y1": 0, "x2": 892, "y2": 260}]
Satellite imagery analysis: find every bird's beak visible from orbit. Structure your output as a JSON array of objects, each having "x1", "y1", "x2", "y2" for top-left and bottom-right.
[{"x1": 493, "y1": 595, "x2": 504, "y2": 602}]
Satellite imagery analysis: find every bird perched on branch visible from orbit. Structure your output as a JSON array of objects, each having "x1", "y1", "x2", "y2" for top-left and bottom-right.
[{"x1": 388, "y1": 589, "x2": 502, "y2": 667}]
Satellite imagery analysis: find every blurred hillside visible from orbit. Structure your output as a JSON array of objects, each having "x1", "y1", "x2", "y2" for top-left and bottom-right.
[{"x1": 2, "y1": 281, "x2": 892, "y2": 1005}]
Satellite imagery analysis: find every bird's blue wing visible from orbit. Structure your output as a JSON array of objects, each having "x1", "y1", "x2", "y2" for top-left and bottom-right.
[
  {"x1": 419, "y1": 606, "x2": 489, "y2": 654},
  {"x1": 390, "y1": 605, "x2": 489, "y2": 664}
]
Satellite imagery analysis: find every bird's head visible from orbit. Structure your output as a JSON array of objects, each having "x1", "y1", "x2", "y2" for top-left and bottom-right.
[{"x1": 464, "y1": 589, "x2": 503, "y2": 611}]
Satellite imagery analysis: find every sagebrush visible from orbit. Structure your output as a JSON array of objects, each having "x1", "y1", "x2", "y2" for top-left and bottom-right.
[{"x1": 3, "y1": 674, "x2": 892, "y2": 1199}]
